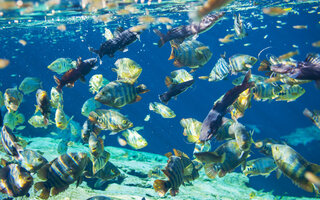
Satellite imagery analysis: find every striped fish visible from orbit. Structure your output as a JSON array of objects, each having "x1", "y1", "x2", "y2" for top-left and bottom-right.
[
  {"x1": 254, "y1": 138, "x2": 283, "y2": 157},
  {"x1": 1, "y1": 126, "x2": 22, "y2": 157},
  {"x1": 229, "y1": 54, "x2": 257, "y2": 74},
  {"x1": 272, "y1": 144, "x2": 320, "y2": 193},
  {"x1": 113, "y1": 58, "x2": 142, "y2": 84},
  {"x1": 81, "y1": 119, "x2": 101, "y2": 144},
  {"x1": 36, "y1": 89, "x2": 51, "y2": 125},
  {"x1": 275, "y1": 84, "x2": 305, "y2": 102},
  {"x1": 199, "y1": 57, "x2": 229, "y2": 82},
  {"x1": 34, "y1": 152, "x2": 88, "y2": 199},
  {"x1": 303, "y1": 108, "x2": 320, "y2": 130},
  {"x1": 169, "y1": 39, "x2": 212, "y2": 71},
  {"x1": 234, "y1": 13, "x2": 247, "y2": 39},
  {"x1": 252, "y1": 82, "x2": 282, "y2": 101},
  {"x1": 180, "y1": 118, "x2": 202, "y2": 143},
  {"x1": 203, "y1": 140, "x2": 250, "y2": 179},
  {"x1": 231, "y1": 88, "x2": 252, "y2": 120},
  {"x1": 88, "y1": 109, "x2": 133, "y2": 133},
  {"x1": 165, "y1": 69, "x2": 193, "y2": 86},
  {"x1": 243, "y1": 157, "x2": 277, "y2": 177},
  {"x1": 232, "y1": 74, "x2": 267, "y2": 86},
  {"x1": 95, "y1": 81, "x2": 149, "y2": 108},
  {"x1": 229, "y1": 122, "x2": 253, "y2": 154},
  {"x1": 149, "y1": 102, "x2": 176, "y2": 118}
]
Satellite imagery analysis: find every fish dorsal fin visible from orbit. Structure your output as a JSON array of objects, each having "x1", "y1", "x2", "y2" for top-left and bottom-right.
[
  {"x1": 165, "y1": 76, "x2": 173, "y2": 87},
  {"x1": 173, "y1": 148, "x2": 189, "y2": 159},
  {"x1": 305, "y1": 53, "x2": 320, "y2": 65},
  {"x1": 165, "y1": 152, "x2": 173, "y2": 158},
  {"x1": 114, "y1": 27, "x2": 125, "y2": 37}
]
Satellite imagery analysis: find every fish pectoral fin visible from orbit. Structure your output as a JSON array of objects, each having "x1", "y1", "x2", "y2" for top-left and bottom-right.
[
  {"x1": 80, "y1": 76, "x2": 86, "y2": 83},
  {"x1": 134, "y1": 95, "x2": 142, "y2": 103}
]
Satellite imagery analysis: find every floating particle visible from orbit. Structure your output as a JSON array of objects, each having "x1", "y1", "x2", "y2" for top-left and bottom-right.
[
  {"x1": 19, "y1": 39, "x2": 27, "y2": 46},
  {"x1": 144, "y1": 114, "x2": 150, "y2": 121},
  {"x1": 293, "y1": 25, "x2": 307, "y2": 29},
  {"x1": 308, "y1": 10, "x2": 316, "y2": 14},
  {"x1": 244, "y1": 43, "x2": 251, "y2": 46},
  {"x1": 57, "y1": 24, "x2": 66, "y2": 31},
  {"x1": 312, "y1": 40, "x2": 320, "y2": 47},
  {"x1": 153, "y1": 42, "x2": 158, "y2": 45},
  {"x1": 276, "y1": 20, "x2": 282, "y2": 23},
  {"x1": 10, "y1": 74, "x2": 17, "y2": 77},
  {"x1": 0, "y1": 59, "x2": 9, "y2": 69},
  {"x1": 264, "y1": 34, "x2": 268, "y2": 39},
  {"x1": 251, "y1": 27, "x2": 258, "y2": 30},
  {"x1": 157, "y1": 17, "x2": 173, "y2": 24},
  {"x1": 276, "y1": 26, "x2": 282, "y2": 29}
]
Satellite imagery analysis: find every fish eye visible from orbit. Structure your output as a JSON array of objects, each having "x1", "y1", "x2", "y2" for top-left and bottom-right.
[
  {"x1": 122, "y1": 120, "x2": 127, "y2": 124},
  {"x1": 38, "y1": 158, "x2": 43, "y2": 162}
]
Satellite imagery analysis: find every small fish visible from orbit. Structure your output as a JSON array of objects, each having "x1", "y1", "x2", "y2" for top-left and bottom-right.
[
  {"x1": 168, "y1": 39, "x2": 212, "y2": 71},
  {"x1": 113, "y1": 58, "x2": 142, "y2": 84},
  {"x1": 165, "y1": 69, "x2": 194, "y2": 86},
  {"x1": 104, "y1": 28, "x2": 113, "y2": 40},
  {"x1": 138, "y1": 15, "x2": 155, "y2": 24},
  {"x1": 272, "y1": 144, "x2": 320, "y2": 193},
  {"x1": 0, "y1": 164, "x2": 33, "y2": 197},
  {"x1": 122, "y1": 129, "x2": 148, "y2": 150},
  {"x1": 81, "y1": 119, "x2": 101, "y2": 144},
  {"x1": 193, "y1": 141, "x2": 211, "y2": 155},
  {"x1": 275, "y1": 85, "x2": 305, "y2": 102},
  {"x1": 95, "y1": 81, "x2": 149, "y2": 108},
  {"x1": 312, "y1": 40, "x2": 320, "y2": 47},
  {"x1": 0, "y1": 58, "x2": 9, "y2": 69},
  {"x1": 88, "y1": 109, "x2": 133, "y2": 133},
  {"x1": 189, "y1": 1, "x2": 232, "y2": 21},
  {"x1": 16, "y1": 149, "x2": 48, "y2": 172},
  {"x1": 69, "y1": 120, "x2": 81, "y2": 136},
  {"x1": 4, "y1": 88, "x2": 23, "y2": 113},
  {"x1": 89, "y1": 26, "x2": 145, "y2": 59},
  {"x1": 234, "y1": 13, "x2": 247, "y2": 39},
  {"x1": 55, "y1": 104, "x2": 73, "y2": 130},
  {"x1": 154, "y1": 12, "x2": 225, "y2": 47},
  {"x1": 218, "y1": 34, "x2": 234, "y2": 43},
  {"x1": 54, "y1": 57, "x2": 97, "y2": 91},
  {"x1": 35, "y1": 89, "x2": 51, "y2": 125},
  {"x1": 34, "y1": 152, "x2": 88, "y2": 199},
  {"x1": 89, "y1": 133, "x2": 110, "y2": 174},
  {"x1": 229, "y1": 54, "x2": 257, "y2": 74},
  {"x1": 85, "y1": 161, "x2": 120, "y2": 185},
  {"x1": 180, "y1": 118, "x2": 202, "y2": 143},
  {"x1": 149, "y1": 102, "x2": 176, "y2": 118},
  {"x1": 47, "y1": 58, "x2": 76, "y2": 75},
  {"x1": 215, "y1": 118, "x2": 234, "y2": 141},
  {"x1": 303, "y1": 108, "x2": 320, "y2": 129},
  {"x1": 1, "y1": 126, "x2": 23, "y2": 157},
  {"x1": 50, "y1": 87, "x2": 63, "y2": 109},
  {"x1": 199, "y1": 57, "x2": 229, "y2": 82},
  {"x1": 57, "y1": 139, "x2": 68, "y2": 155},
  {"x1": 252, "y1": 82, "x2": 282, "y2": 102},
  {"x1": 157, "y1": 17, "x2": 173, "y2": 24},
  {"x1": 89, "y1": 74, "x2": 109, "y2": 94},
  {"x1": 18, "y1": 77, "x2": 42, "y2": 95},
  {"x1": 144, "y1": 114, "x2": 150, "y2": 122},
  {"x1": 242, "y1": 157, "x2": 277, "y2": 177},
  {"x1": 3, "y1": 111, "x2": 25, "y2": 131},
  {"x1": 262, "y1": 7, "x2": 289, "y2": 16},
  {"x1": 278, "y1": 50, "x2": 299, "y2": 61},
  {"x1": 81, "y1": 98, "x2": 101, "y2": 117},
  {"x1": 293, "y1": 25, "x2": 308, "y2": 29},
  {"x1": 159, "y1": 79, "x2": 194, "y2": 104},
  {"x1": 148, "y1": 165, "x2": 166, "y2": 178},
  {"x1": 200, "y1": 70, "x2": 254, "y2": 142},
  {"x1": 28, "y1": 115, "x2": 52, "y2": 129}
]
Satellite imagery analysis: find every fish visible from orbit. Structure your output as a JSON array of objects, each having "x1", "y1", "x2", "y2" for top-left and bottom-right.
[
  {"x1": 81, "y1": 97, "x2": 101, "y2": 117},
  {"x1": 69, "y1": 120, "x2": 81, "y2": 136},
  {"x1": 88, "y1": 109, "x2": 133, "y2": 133},
  {"x1": 16, "y1": 149, "x2": 48, "y2": 172},
  {"x1": 89, "y1": 26, "x2": 145, "y2": 59},
  {"x1": 199, "y1": 57, "x2": 229, "y2": 82},
  {"x1": 234, "y1": 13, "x2": 247, "y2": 39},
  {"x1": 28, "y1": 115, "x2": 52, "y2": 129},
  {"x1": 252, "y1": 82, "x2": 282, "y2": 102},
  {"x1": 153, "y1": 149, "x2": 199, "y2": 197},
  {"x1": 272, "y1": 144, "x2": 320, "y2": 193},
  {"x1": 89, "y1": 133, "x2": 110, "y2": 174},
  {"x1": 254, "y1": 138, "x2": 284, "y2": 157},
  {"x1": 278, "y1": 50, "x2": 299, "y2": 61},
  {"x1": 4, "y1": 88, "x2": 23, "y2": 113},
  {"x1": 18, "y1": 77, "x2": 42, "y2": 95},
  {"x1": 203, "y1": 139, "x2": 250, "y2": 179},
  {"x1": 55, "y1": 104, "x2": 73, "y2": 130},
  {"x1": 50, "y1": 87, "x2": 63, "y2": 109},
  {"x1": 270, "y1": 53, "x2": 320, "y2": 88},
  {"x1": 194, "y1": 151, "x2": 225, "y2": 164},
  {"x1": 35, "y1": 152, "x2": 88, "y2": 199},
  {"x1": 113, "y1": 58, "x2": 142, "y2": 84},
  {"x1": 193, "y1": 141, "x2": 211, "y2": 156},
  {"x1": 3, "y1": 111, "x2": 25, "y2": 131},
  {"x1": 0, "y1": 163, "x2": 33, "y2": 197},
  {"x1": 303, "y1": 108, "x2": 320, "y2": 129},
  {"x1": 86, "y1": 196, "x2": 112, "y2": 200},
  {"x1": 0, "y1": 59, "x2": 9, "y2": 69},
  {"x1": 265, "y1": 73, "x2": 311, "y2": 86},
  {"x1": 57, "y1": 139, "x2": 68, "y2": 155},
  {"x1": 168, "y1": 39, "x2": 212, "y2": 70},
  {"x1": 122, "y1": 129, "x2": 148, "y2": 150},
  {"x1": 148, "y1": 165, "x2": 166, "y2": 178},
  {"x1": 84, "y1": 160, "x2": 120, "y2": 185},
  {"x1": 165, "y1": 69, "x2": 194, "y2": 86},
  {"x1": 144, "y1": 114, "x2": 150, "y2": 122},
  {"x1": 89, "y1": 74, "x2": 109, "y2": 94},
  {"x1": 293, "y1": 25, "x2": 308, "y2": 29},
  {"x1": 275, "y1": 85, "x2": 305, "y2": 102},
  {"x1": 189, "y1": 0, "x2": 232, "y2": 21},
  {"x1": 47, "y1": 58, "x2": 76, "y2": 75},
  {"x1": 230, "y1": 88, "x2": 252, "y2": 120},
  {"x1": 81, "y1": 119, "x2": 101, "y2": 144},
  {"x1": 35, "y1": 89, "x2": 51, "y2": 125},
  {"x1": 54, "y1": 57, "x2": 97, "y2": 91},
  {"x1": 229, "y1": 54, "x2": 257, "y2": 74},
  {"x1": 154, "y1": 12, "x2": 225, "y2": 47},
  {"x1": 215, "y1": 118, "x2": 234, "y2": 141},
  {"x1": 199, "y1": 70, "x2": 254, "y2": 142},
  {"x1": 159, "y1": 79, "x2": 194, "y2": 104},
  {"x1": 180, "y1": 118, "x2": 202, "y2": 143},
  {"x1": 262, "y1": 7, "x2": 289, "y2": 16},
  {"x1": 228, "y1": 122, "x2": 253, "y2": 156},
  {"x1": 149, "y1": 102, "x2": 176, "y2": 118},
  {"x1": 1, "y1": 126, "x2": 23, "y2": 157},
  {"x1": 312, "y1": 40, "x2": 320, "y2": 47},
  {"x1": 95, "y1": 81, "x2": 149, "y2": 108},
  {"x1": 218, "y1": 34, "x2": 234, "y2": 43},
  {"x1": 242, "y1": 157, "x2": 277, "y2": 177}
]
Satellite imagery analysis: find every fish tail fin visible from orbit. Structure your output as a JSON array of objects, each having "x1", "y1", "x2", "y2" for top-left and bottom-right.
[
  {"x1": 34, "y1": 182, "x2": 50, "y2": 199},
  {"x1": 153, "y1": 29, "x2": 165, "y2": 47},
  {"x1": 153, "y1": 179, "x2": 170, "y2": 197},
  {"x1": 303, "y1": 108, "x2": 314, "y2": 120},
  {"x1": 159, "y1": 94, "x2": 168, "y2": 105},
  {"x1": 136, "y1": 84, "x2": 150, "y2": 94}
]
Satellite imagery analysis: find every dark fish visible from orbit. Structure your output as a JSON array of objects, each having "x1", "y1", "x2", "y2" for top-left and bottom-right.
[
  {"x1": 153, "y1": 12, "x2": 225, "y2": 47},
  {"x1": 35, "y1": 89, "x2": 51, "y2": 125},
  {"x1": 159, "y1": 79, "x2": 194, "y2": 104},
  {"x1": 0, "y1": 110, "x2": 3, "y2": 127},
  {"x1": 270, "y1": 53, "x2": 320, "y2": 88},
  {"x1": 54, "y1": 57, "x2": 97, "y2": 91},
  {"x1": 89, "y1": 26, "x2": 144, "y2": 59},
  {"x1": 95, "y1": 81, "x2": 149, "y2": 108},
  {"x1": 1, "y1": 126, "x2": 22, "y2": 157},
  {"x1": 194, "y1": 151, "x2": 225, "y2": 164},
  {"x1": 199, "y1": 70, "x2": 254, "y2": 142},
  {"x1": 86, "y1": 196, "x2": 112, "y2": 200},
  {"x1": 85, "y1": 160, "x2": 120, "y2": 181},
  {"x1": 81, "y1": 119, "x2": 101, "y2": 144},
  {"x1": 35, "y1": 152, "x2": 88, "y2": 199},
  {"x1": 0, "y1": 164, "x2": 33, "y2": 197}
]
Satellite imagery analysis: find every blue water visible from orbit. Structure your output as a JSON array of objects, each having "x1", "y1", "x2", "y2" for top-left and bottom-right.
[{"x1": 1, "y1": 0, "x2": 320, "y2": 198}]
